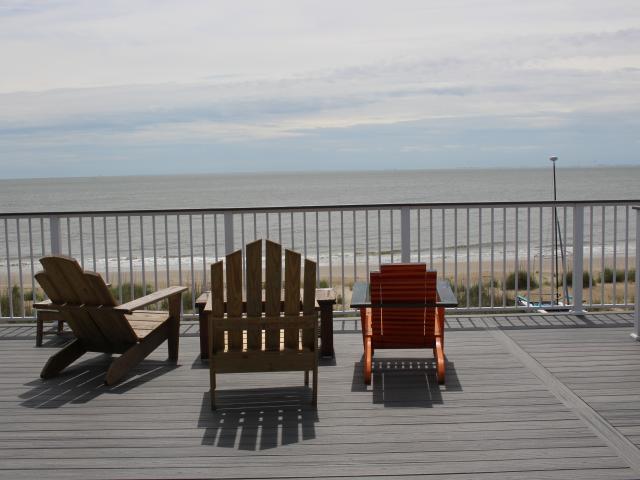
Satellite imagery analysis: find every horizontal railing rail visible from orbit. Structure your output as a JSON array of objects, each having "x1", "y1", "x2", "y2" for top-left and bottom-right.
[
  {"x1": 1, "y1": 199, "x2": 638, "y2": 321},
  {"x1": 0, "y1": 199, "x2": 636, "y2": 218}
]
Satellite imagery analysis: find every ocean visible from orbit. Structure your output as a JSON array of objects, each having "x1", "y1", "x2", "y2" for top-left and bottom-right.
[
  {"x1": 1, "y1": 166, "x2": 639, "y2": 213},
  {"x1": 0, "y1": 166, "x2": 638, "y2": 283}
]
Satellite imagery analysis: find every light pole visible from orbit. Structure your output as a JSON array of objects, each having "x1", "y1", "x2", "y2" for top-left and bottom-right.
[
  {"x1": 550, "y1": 156, "x2": 558, "y2": 306},
  {"x1": 550, "y1": 155, "x2": 570, "y2": 306}
]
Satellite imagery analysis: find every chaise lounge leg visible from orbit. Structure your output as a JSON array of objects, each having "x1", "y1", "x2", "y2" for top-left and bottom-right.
[
  {"x1": 363, "y1": 336, "x2": 372, "y2": 385},
  {"x1": 434, "y1": 337, "x2": 445, "y2": 385},
  {"x1": 41, "y1": 339, "x2": 87, "y2": 379}
]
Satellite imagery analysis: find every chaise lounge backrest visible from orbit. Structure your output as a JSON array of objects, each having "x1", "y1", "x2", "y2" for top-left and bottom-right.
[{"x1": 369, "y1": 263, "x2": 437, "y2": 348}]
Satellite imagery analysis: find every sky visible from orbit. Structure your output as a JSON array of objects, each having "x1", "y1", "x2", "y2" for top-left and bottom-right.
[{"x1": 0, "y1": 0, "x2": 639, "y2": 178}]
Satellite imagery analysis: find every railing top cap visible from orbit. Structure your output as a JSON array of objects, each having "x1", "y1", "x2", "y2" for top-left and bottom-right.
[{"x1": 1, "y1": 199, "x2": 639, "y2": 217}]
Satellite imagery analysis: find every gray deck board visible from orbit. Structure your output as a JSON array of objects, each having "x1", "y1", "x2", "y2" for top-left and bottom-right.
[
  {"x1": 0, "y1": 313, "x2": 638, "y2": 479},
  {"x1": 505, "y1": 323, "x2": 640, "y2": 459}
]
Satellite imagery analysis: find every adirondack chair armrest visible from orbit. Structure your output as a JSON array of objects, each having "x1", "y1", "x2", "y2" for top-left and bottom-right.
[
  {"x1": 33, "y1": 299, "x2": 55, "y2": 309},
  {"x1": 115, "y1": 286, "x2": 188, "y2": 313}
]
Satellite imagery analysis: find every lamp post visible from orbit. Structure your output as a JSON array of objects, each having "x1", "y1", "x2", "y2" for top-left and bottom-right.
[{"x1": 550, "y1": 156, "x2": 558, "y2": 306}]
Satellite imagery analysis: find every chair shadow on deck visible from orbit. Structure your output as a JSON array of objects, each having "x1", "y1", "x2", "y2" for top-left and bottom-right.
[
  {"x1": 18, "y1": 356, "x2": 178, "y2": 408},
  {"x1": 351, "y1": 356, "x2": 462, "y2": 407},
  {"x1": 198, "y1": 389, "x2": 318, "y2": 450}
]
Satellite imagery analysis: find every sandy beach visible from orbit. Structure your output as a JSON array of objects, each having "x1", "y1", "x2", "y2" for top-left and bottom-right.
[{"x1": 2, "y1": 254, "x2": 635, "y2": 312}]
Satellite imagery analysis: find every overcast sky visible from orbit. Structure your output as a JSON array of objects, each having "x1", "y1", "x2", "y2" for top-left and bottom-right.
[{"x1": 0, "y1": 0, "x2": 639, "y2": 178}]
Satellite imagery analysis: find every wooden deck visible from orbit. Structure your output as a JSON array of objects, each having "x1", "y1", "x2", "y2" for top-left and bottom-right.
[{"x1": 1, "y1": 312, "x2": 640, "y2": 479}]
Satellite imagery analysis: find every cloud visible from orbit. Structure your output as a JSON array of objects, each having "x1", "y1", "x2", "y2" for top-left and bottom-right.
[{"x1": 0, "y1": 0, "x2": 639, "y2": 177}]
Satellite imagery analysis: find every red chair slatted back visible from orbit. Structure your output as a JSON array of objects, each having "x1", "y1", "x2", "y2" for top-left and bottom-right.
[{"x1": 370, "y1": 263, "x2": 437, "y2": 348}]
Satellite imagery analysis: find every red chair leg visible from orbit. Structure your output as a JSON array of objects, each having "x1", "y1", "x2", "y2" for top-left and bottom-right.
[
  {"x1": 434, "y1": 337, "x2": 445, "y2": 384},
  {"x1": 364, "y1": 336, "x2": 372, "y2": 385}
]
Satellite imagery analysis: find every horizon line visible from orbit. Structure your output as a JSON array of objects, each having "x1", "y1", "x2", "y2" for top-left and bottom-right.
[{"x1": 1, "y1": 163, "x2": 637, "y2": 182}]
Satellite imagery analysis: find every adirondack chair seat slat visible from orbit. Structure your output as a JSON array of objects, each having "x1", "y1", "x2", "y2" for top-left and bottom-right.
[
  {"x1": 34, "y1": 255, "x2": 186, "y2": 385},
  {"x1": 206, "y1": 239, "x2": 318, "y2": 409},
  {"x1": 211, "y1": 351, "x2": 317, "y2": 374},
  {"x1": 127, "y1": 311, "x2": 172, "y2": 338}
]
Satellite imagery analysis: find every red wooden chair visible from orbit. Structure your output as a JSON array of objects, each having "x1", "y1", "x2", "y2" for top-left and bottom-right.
[{"x1": 359, "y1": 263, "x2": 446, "y2": 385}]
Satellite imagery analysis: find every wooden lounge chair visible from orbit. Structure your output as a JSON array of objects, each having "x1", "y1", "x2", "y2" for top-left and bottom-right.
[
  {"x1": 33, "y1": 255, "x2": 187, "y2": 385},
  {"x1": 35, "y1": 282, "x2": 112, "y2": 346},
  {"x1": 359, "y1": 263, "x2": 448, "y2": 385},
  {"x1": 206, "y1": 239, "x2": 318, "y2": 409}
]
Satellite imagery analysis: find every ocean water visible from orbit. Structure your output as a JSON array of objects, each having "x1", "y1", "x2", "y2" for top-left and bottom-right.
[
  {"x1": 0, "y1": 167, "x2": 638, "y2": 276},
  {"x1": 1, "y1": 166, "x2": 639, "y2": 213}
]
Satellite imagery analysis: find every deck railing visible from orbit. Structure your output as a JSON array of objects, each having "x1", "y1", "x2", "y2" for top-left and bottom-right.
[{"x1": 1, "y1": 200, "x2": 638, "y2": 320}]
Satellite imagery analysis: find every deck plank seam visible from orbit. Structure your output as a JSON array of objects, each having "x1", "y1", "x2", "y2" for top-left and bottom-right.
[{"x1": 483, "y1": 316, "x2": 640, "y2": 476}]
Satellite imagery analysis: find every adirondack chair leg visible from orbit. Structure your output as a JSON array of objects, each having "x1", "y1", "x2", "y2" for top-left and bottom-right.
[
  {"x1": 105, "y1": 323, "x2": 169, "y2": 385},
  {"x1": 210, "y1": 369, "x2": 217, "y2": 410},
  {"x1": 363, "y1": 336, "x2": 373, "y2": 385},
  {"x1": 36, "y1": 313, "x2": 44, "y2": 347},
  {"x1": 36, "y1": 310, "x2": 64, "y2": 347},
  {"x1": 312, "y1": 365, "x2": 318, "y2": 406},
  {"x1": 167, "y1": 293, "x2": 182, "y2": 362},
  {"x1": 41, "y1": 339, "x2": 87, "y2": 379},
  {"x1": 434, "y1": 337, "x2": 445, "y2": 385}
]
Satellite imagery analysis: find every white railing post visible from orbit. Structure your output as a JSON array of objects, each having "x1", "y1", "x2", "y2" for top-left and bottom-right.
[
  {"x1": 570, "y1": 205, "x2": 584, "y2": 314},
  {"x1": 633, "y1": 206, "x2": 640, "y2": 340},
  {"x1": 224, "y1": 212, "x2": 234, "y2": 255},
  {"x1": 400, "y1": 207, "x2": 410, "y2": 263},
  {"x1": 49, "y1": 215, "x2": 61, "y2": 255}
]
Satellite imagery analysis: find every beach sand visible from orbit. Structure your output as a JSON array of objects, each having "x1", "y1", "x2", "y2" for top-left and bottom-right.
[{"x1": 3, "y1": 254, "x2": 635, "y2": 311}]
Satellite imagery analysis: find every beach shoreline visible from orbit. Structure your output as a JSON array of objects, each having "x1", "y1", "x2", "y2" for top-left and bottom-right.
[{"x1": 2, "y1": 254, "x2": 635, "y2": 311}]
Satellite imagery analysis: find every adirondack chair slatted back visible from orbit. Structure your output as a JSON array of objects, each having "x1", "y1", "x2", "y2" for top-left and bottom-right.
[
  {"x1": 210, "y1": 261, "x2": 225, "y2": 354},
  {"x1": 245, "y1": 240, "x2": 262, "y2": 350},
  {"x1": 284, "y1": 249, "x2": 301, "y2": 350},
  {"x1": 265, "y1": 240, "x2": 282, "y2": 351},
  {"x1": 208, "y1": 239, "x2": 319, "y2": 408},
  {"x1": 209, "y1": 239, "x2": 317, "y2": 355},
  {"x1": 225, "y1": 250, "x2": 243, "y2": 351},
  {"x1": 370, "y1": 263, "x2": 437, "y2": 348},
  {"x1": 302, "y1": 258, "x2": 317, "y2": 350},
  {"x1": 35, "y1": 256, "x2": 138, "y2": 351}
]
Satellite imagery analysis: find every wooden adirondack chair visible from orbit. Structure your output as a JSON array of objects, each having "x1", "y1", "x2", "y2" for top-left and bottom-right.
[
  {"x1": 206, "y1": 239, "x2": 318, "y2": 409},
  {"x1": 33, "y1": 256, "x2": 187, "y2": 385},
  {"x1": 359, "y1": 263, "x2": 446, "y2": 385}
]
